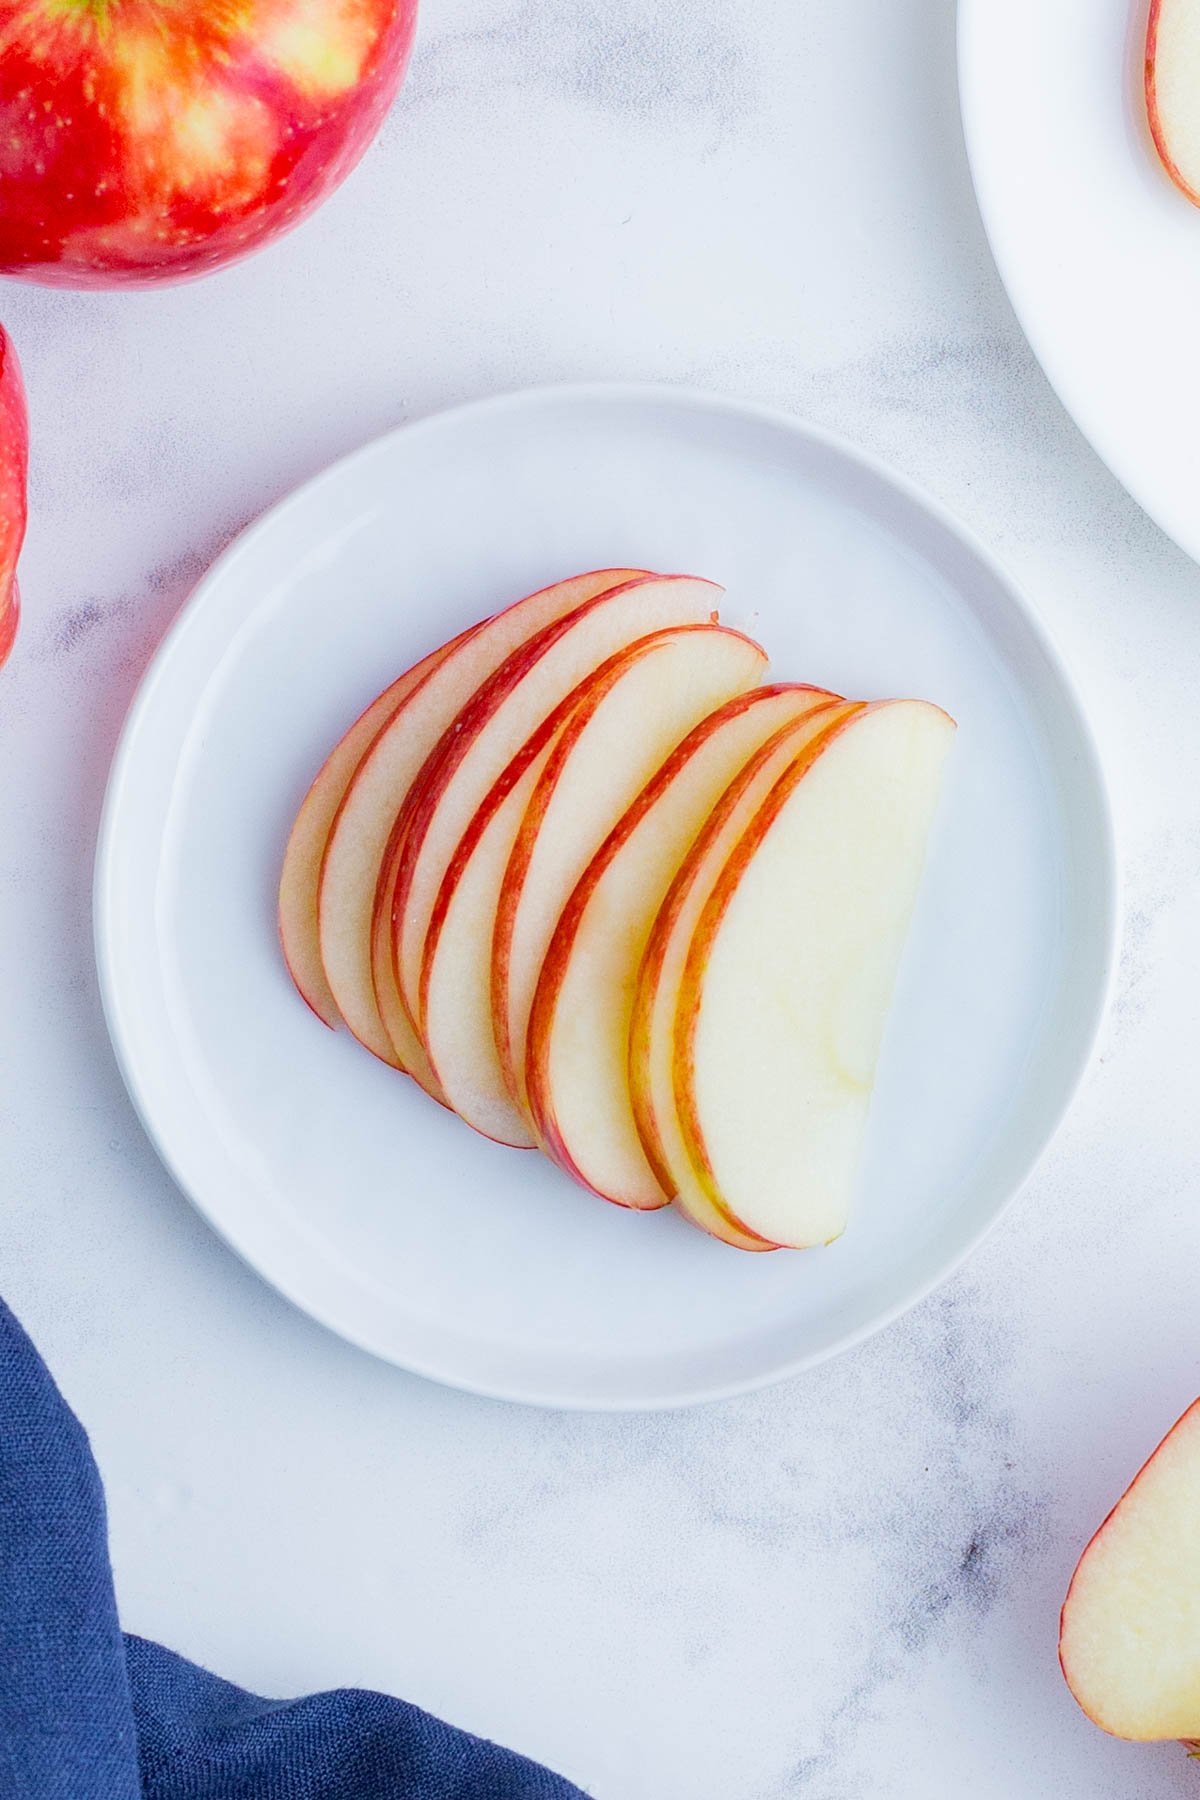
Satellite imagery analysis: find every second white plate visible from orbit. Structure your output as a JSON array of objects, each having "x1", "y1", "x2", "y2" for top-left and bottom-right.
[
  {"x1": 959, "y1": 0, "x2": 1200, "y2": 564},
  {"x1": 96, "y1": 384, "x2": 1116, "y2": 1409}
]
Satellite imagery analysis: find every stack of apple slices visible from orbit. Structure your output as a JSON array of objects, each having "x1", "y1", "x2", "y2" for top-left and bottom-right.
[{"x1": 279, "y1": 570, "x2": 955, "y2": 1252}]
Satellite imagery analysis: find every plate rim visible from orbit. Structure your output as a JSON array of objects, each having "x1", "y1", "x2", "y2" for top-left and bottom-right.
[
  {"x1": 94, "y1": 379, "x2": 1121, "y2": 1410},
  {"x1": 956, "y1": 0, "x2": 1196, "y2": 565}
]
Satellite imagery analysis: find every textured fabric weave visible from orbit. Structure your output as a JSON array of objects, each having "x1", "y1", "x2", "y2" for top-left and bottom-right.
[{"x1": 0, "y1": 1299, "x2": 587, "y2": 1799}]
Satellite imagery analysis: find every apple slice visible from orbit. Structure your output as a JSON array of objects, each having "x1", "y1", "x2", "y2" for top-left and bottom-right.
[
  {"x1": 418, "y1": 735, "x2": 564, "y2": 1146},
  {"x1": 415, "y1": 623, "x2": 765, "y2": 1147},
  {"x1": 387, "y1": 574, "x2": 724, "y2": 1027},
  {"x1": 629, "y1": 699, "x2": 858, "y2": 1245},
  {"x1": 1148, "y1": 0, "x2": 1200, "y2": 206},
  {"x1": 0, "y1": 324, "x2": 28, "y2": 671},
  {"x1": 670, "y1": 700, "x2": 954, "y2": 1250},
  {"x1": 525, "y1": 685, "x2": 837, "y2": 1212},
  {"x1": 317, "y1": 569, "x2": 645, "y2": 1070},
  {"x1": 492, "y1": 624, "x2": 767, "y2": 1121},
  {"x1": 1061, "y1": 1398, "x2": 1200, "y2": 1742},
  {"x1": 278, "y1": 631, "x2": 471, "y2": 1028}
]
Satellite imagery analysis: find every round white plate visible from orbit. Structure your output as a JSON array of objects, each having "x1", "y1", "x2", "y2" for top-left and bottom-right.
[
  {"x1": 96, "y1": 384, "x2": 1116, "y2": 1410},
  {"x1": 959, "y1": 0, "x2": 1200, "y2": 563}
]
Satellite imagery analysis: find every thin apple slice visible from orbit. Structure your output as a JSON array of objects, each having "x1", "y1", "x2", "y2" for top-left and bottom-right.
[
  {"x1": 492, "y1": 624, "x2": 768, "y2": 1120},
  {"x1": 1061, "y1": 1399, "x2": 1200, "y2": 1742},
  {"x1": 629, "y1": 699, "x2": 858, "y2": 1244},
  {"x1": 318, "y1": 569, "x2": 645, "y2": 1070},
  {"x1": 1148, "y1": 0, "x2": 1200, "y2": 206},
  {"x1": 418, "y1": 624, "x2": 764, "y2": 1146},
  {"x1": 525, "y1": 685, "x2": 836, "y2": 1212},
  {"x1": 419, "y1": 737, "x2": 563, "y2": 1146},
  {"x1": 388, "y1": 574, "x2": 724, "y2": 1027},
  {"x1": 672, "y1": 700, "x2": 954, "y2": 1250},
  {"x1": 278, "y1": 631, "x2": 471, "y2": 1028}
]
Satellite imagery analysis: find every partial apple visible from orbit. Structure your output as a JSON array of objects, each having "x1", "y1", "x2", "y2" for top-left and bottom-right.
[
  {"x1": 278, "y1": 630, "x2": 472, "y2": 1028},
  {"x1": 0, "y1": 0, "x2": 418, "y2": 287},
  {"x1": 387, "y1": 575, "x2": 724, "y2": 1029},
  {"x1": 630, "y1": 698, "x2": 859, "y2": 1247},
  {"x1": 0, "y1": 325, "x2": 29, "y2": 671},
  {"x1": 1148, "y1": 0, "x2": 1200, "y2": 206},
  {"x1": 317, "y1": 569, "x2": 644, "y2": 1073},
  {"x1": 527, "y1": 685, "x2": 837, "y2": 1214},
  {"x1": 671, "y1": 700, "x2": 955, "y2": 1250},
  {"x1": 1061, "y1": 1398, "x2": 1200, "y2": 1743}
]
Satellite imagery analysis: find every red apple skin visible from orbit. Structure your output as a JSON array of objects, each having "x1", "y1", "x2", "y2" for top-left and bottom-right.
[
  {"x1": 1146, "y1": 0, "x2": 1200, "y2": 207},
  {"x1": 0, "y1": 0, "x2": 418, "y2": 288},
  {"x1": 0, "y1": 324, "x2": 29, "y2": 669}
]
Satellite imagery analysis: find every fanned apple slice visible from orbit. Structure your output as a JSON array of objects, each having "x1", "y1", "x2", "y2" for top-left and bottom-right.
[
  {"x1": 1148, "y1": 0, "x2": 1200, "y2": 206},
  {"x1": 525, "y1": 685, "x2": 836, "y2": 1212},
  {"x1": 630, "y1": 699, "x2": 859, "y2": 1246},
  {"x1": 673, "y1": 700, "x2": 954, "y2": 1250},
  {"x1": 492, "y1": 624, "x2": 767, "y2": 1119},
  {"x1": 387, "y1": 574, "x2": 724, "y2": 1026},
  {"x1": 318, "y1": 568, "x2": 644, "y2": 1070},
  {"x1": 278, "y1": 631, "x2": 471, "y2": 1028},
  {"x1": 419, "y1": 738, "x2": 563, "y2": 1146},
  {"x1": 420, "y1": 624, "x2": 764, "y2": 1146},
  {"x1": 1060, "y1": 1398, "x2": 1200, "y2": 1742}
]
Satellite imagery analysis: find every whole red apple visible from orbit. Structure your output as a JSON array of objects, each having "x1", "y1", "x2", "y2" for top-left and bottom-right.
[
  {"x1": 0, "y1": 325, "x2": 28, "y2": 670},
  {"x1": 0, "y1": 0, "x2": 418, "y2": 288}
]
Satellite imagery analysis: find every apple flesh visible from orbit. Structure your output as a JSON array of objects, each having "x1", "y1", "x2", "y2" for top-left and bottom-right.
[
  {"x1": 388, "y1": 575, "x2": 724, "y2": 1029},
  {"x1": 0, "y1": 325, "x2": 29, "y2": 670},
  {"x1": 421, "y1": 623, "x2": 765, "y2": 1146},
  {"x1": 672, "y1": 700, "x2": 954, "y2": 1249},
  {"x1": 277, "y1": 632, "x2": 470, "y2": 1029},
  {"x1": 0, "y1": 0, "x2": 418, "y2": 288},
  {"x1": 630, "y1": 698, "x2": 857, "y2": 1246},
  {"x1": 492, "y1": 624, "x2": 768, "y2": 1117},
  {"x1": 318, "y1": 569, "x2": 643, "y2": 1069},
  {"x1": 1148, "y1": 0, "x2": 1200, "y2": 206},
  {"x1": 527, "y1": 685, "x2": 836, "y2": 1213},
  {"x1": 1061, "y1": 1398, "x2": 1200, "y2": 1742}
]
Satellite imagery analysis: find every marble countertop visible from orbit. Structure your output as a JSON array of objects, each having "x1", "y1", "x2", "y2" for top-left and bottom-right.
[{"x1": 3, "y1": 2, "x2": 1198, "y2": 1794}]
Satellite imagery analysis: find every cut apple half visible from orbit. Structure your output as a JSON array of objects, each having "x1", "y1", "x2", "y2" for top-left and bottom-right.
[
  {"x1": 1061, "y1": 1398, "x2": 1200, "y2": 1742},
  {"x1": 278, "y1": 631, "x2": 471, "y2": 1029},
  {"x1": 526, "y1": 684, "x2": 837, "y2": 1213},
  {"x1": 387, "y1": 574, "x2": 725, "y2": 1027},
  {"x1": 1147, "y1": 0, "x2": 1200, "y2": 207},
  {"x1": 317, "y1": 569, "x2": 645, "y2": 1070},
  {"x1": 672, "y1": 699, "x2": 955, "y2": 1250},
  {"x1": 492, "y1": 624, "x2": 768, "y2": 1118},
  {"x1": 630, "y1": 698, "x2": 858, "y2": 1246},
  {"x1": 419, "y1": 623, "x2": 765, "y2": 1146}
]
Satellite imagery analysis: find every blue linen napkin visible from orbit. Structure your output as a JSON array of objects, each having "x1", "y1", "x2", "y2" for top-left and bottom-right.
[{"x1": 0, "y1": 1298, "x2": 588, "y2": 1799}]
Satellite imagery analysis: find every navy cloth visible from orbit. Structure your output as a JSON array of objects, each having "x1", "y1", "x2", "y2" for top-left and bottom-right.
[{"x1": 0, "y1": 1299, "x2": 587, "y2": 1799}]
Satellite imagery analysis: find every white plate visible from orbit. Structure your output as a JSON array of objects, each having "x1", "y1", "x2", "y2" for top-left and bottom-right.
[
  {"x1": 958, "y1": 0, "x2": 1200, "y2": 563},
  {"x1": 95, "y1": 383, "x2": 1116, "y2": 1410}
]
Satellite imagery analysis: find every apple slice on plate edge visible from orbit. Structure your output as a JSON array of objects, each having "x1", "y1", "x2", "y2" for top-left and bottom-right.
[
  {"x1": 1147, "y1": 0, "x2": 1200, "y2": 206},
  {"x1": 279, "y1": 566, "x2": 956, "y2": 1255}
]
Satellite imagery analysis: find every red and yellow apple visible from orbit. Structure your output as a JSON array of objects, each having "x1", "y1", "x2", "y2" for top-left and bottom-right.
[
  {"x1": 0, "y1": 324, "x2": 28, "y2": 671},
  {"x1": 0, "y1": 0, "x2": 418, "y2": 287},
  {"x1": 1061, "y1": 1398, "x2": 1200, "y2": 1748}
]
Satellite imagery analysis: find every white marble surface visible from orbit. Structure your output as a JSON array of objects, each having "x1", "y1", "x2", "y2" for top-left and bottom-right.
[{"x1": 3, "y1": 2, "x2": 1199, "y2": 1794}]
